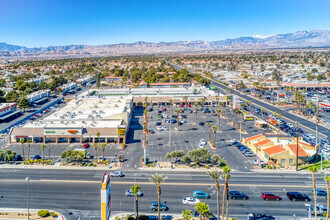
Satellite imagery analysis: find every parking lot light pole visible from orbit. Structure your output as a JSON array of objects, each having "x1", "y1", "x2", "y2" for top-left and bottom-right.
[
  {"x1": 25, "y1": 177, "x2": 30, "y2": 220},
  {"x1": 239, "y1": 122, "x2": 242, "y2": 142},
  {"x1": 168, "y1": 124, "x2": 171, "y2": 146},
  {"x1": 296, "y1": 122, "x2": 299, "y2": 172}
]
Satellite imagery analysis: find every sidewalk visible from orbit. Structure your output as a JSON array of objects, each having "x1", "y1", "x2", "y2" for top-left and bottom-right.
[
  {"x1": 0, "y1": 163, "x2": 120, "y2": 171},
  {"x1": 0, "y1": 208, "x2": 65, "y2": 220}
]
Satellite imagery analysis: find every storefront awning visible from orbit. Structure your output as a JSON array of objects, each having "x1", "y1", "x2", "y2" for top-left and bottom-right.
[{"x1": 0, "y1": 111, "x2": 21, "y2": 120}]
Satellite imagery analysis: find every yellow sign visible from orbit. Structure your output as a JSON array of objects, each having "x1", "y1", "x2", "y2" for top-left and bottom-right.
[{"x1": 118, "y1": 128, "x2": 125, "y2": 135}]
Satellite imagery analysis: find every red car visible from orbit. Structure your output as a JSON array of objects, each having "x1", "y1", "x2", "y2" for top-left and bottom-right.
[
  {"x1": 261, "y1": 192, "x2": 280, "y2": 201},
  {"x1": 180, "y1": 104, "x2": 184, "y2": 107},
  {"x1": 83, "y1": 143, "x2": 89, "y2": 148},
  {"x1": 188, "y1": 104, "x2": 191, "y2": 107},
  {"x1": 161, "y1": 108, "x2": 166, "y2": 111}
]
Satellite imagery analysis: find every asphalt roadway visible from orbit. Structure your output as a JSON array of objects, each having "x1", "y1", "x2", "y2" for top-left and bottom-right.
[
  {"x1": 0, "y1": 168, "x2": 329, "y2": 219},
  {"x1": 208, "y1": 79, "x2": 329, "y2": 139}
]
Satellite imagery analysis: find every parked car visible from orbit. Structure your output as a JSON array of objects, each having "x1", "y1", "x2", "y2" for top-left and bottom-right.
[
  {"x1": 254, "y1": 160, "x2": 267, "y2": 165},
  {"x1": 309, "y1": 204, "x2": 329, "y2": 216},
  {"x1": 244, "y1": 152, "x2": 255, "y2": 157},
  {"x1": 175, "y1": 127, "x2": 182, "y2": 131},
  {"x1": 182, "y1": 197, "x2": 200, "y2": 205},
  {"x1": 149, "y1": 202, "x2": 168, "y2": 211},
  {"x1": 149, "y1": 129, "x2": 155, "y2": 134},
  {"x1": 193, "y1": 191, "x2": 210, "y2": 199},
  {"x1": 83, "y1": 143, "x2": 89, "y2": 148},
  {"x1": 261, "y1": 192, "x2": 280, "y2": 200},
  {"x1": 33, "y1": 155, "x2": 41, "y2": 160},
  {"x1": 13, "y1": 155, "x2": 22, "y2": 161},
  {"x1": 286, "y1": 192, "x2": 310, "y2": 201},
  {"x1": 200, "y1": 139, "x2": 206, "y2": 145},
  {"x1": 156, "y1": 121, "x2": 162, "y2": 126},
  {"x1": 110, "y1": 171, "x2": 123, "y2": 177},
  {"x1": 199, "y1": 122, "x2": 204, "y2": 126},
  {"x1": 229, "y1": 191, "x2": 249, "y2": 200},
  {"x1": 125, "y1": 189, "x2": 143, "y2": 197}
]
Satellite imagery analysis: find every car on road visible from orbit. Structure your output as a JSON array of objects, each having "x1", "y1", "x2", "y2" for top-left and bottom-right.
[
  {"x1": 315, "y1": 188, "x2": 327, "y2": 196},
  {"x1": 261, "y1": 192, "x2": 280, "y2": 200},
  {"x1": 309, "y1": 204, "x2": 329, "y2": 216},
  {"x1": 125, "y1": 189, "x2": 143, "y2": 197},
  {"x1": 200, "y1": 139, "x2": 206, "y2": 145},
  {"x1": 182, "y1": 197, "x2": 200, "y2": 205},
  {"x1": 193, "y1": 191, "x2": 210, "y2": 199},
  {"x1": 286, "y1": 192, "x2": 310, "y2": 201},
  {"x1": 110, "y1": 171, "x2": 123, "y2": 177},
  {"x1": 149, "y1": 202, "x2": 168, "y2": 211},
  {"x1": 229, "y1": 191, "x2": 249, "y2": 200}
]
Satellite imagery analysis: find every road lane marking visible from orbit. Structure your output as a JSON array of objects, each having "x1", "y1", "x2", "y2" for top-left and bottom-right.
[{"x1": 37, "y1": 179, "x2": 318, "y2": 187}]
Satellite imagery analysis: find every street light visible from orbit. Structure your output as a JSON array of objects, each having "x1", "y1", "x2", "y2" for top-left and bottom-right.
[
  {"x1": 25, "y1": 177, "x2": 30, "y2": 220},
  {"x1": 305, "y1": 203, "x2": 311, "y2": 220}
]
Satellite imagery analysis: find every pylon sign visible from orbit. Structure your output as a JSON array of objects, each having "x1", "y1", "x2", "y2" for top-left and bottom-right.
[{"x1": 101, "y1": 172, "x2": 111, "y2": 220}]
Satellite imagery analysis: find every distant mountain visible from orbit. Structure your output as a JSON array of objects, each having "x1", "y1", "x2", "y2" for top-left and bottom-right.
[{"x1": 1, "y1": 30, "x2": 329, "y2": 58}]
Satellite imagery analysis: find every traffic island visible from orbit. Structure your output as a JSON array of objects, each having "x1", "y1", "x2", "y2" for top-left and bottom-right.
[{"x1": 0, "y1": 209, "x2": 65, "y2": 220}]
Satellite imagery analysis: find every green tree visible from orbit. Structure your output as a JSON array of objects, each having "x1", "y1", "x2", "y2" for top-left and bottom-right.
[
  {"x1": 131, "y1": 184, "x2": 141, "y2": 220},
  {"x1": 18, "y1": 97, "x2": 30, "y2": 112},
  {"x1": 101, "y1": 143, "x2": 106, "y2": 161},
  {"x1": 149, "y1": 173, "x2": 168, "y2": 220},
  {"x1": 206, "y1": 122, "x2": 212, "y2": 143},
  {"x1": 93, "y1": 143, "x2": 98, "y2": 162},
  {"x1": 222, "y1": 166, "x2": 231, "y2": 220},
  {"x1": 215, "y1": 109, "x2": 221, "y2": 132},
  {"x1": 19, "y1": 138, "x2": 25, "y2": 161},
  {"x1": 207, "y1": 169, "x2": 222, "y2": 220},
  {"x1": 212, "y1": 126, "x2": 217, "y2": 148},
  {"x1": 5, "y1": 90, "x2": 19, "y2": 102},
  {"x1": 41, "y1": 144, "x2": 46, "y2": 164},
  {"x1": 182, "y1": 210, "x2": 193, "y2": 220},
  {"x1": 195, "y1": 202, "x2": 210, "y2": 220},
  {"x1": 0, "y1": 79, "x2": 6, "y2": 87}
]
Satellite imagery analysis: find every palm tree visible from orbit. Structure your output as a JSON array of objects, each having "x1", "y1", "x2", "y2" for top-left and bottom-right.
[
  {"x1": 324, "y1": 175, "x2": 330, "y2": 220},
  {"x1": 175, "y1": 109, "x2": 180, "y2": 132},
  {"x1": 212, "y1": 126, "x2": 217, "y2": 148},
  {"x1": 216, "y1": 96, "x2": 220, "y2": 107},
  {"x1": 101, "y1": 143, "x2": 106, "y2": 161},
  {"x1": 183, "y1": 96, "x2": 188, "y2": 112},
  {"x1": 195, "y1": 202, "x2": 210, "y2": 220},
  {"x1": 20, "y1": 138, "x2": 25, "y2": 161},
  {"x1": 26, "y1": 139, "x2": 32, "y2": 160},
  {"x1": 310, "y1": 165, "x2": 318, "y2": 220},
  {"x1": 96, "y1": 132, "x2": 101, "y2": 162},
  {"x1": 207, "y1": 169, "x2": 222, "y2": 220},
  {"x1": 260, "y1": 109, "x2": 264, "y2": 121},
  {"x1": 40, "y1": 144, "x2": 46, "y2": 164},
  {"x1": 201, "y1": 98, "x2": 206, "y2": 118},
  {"x1": 193, "y1": 103, "x2": 198, "y2": 124},
  {"x1": 222, "y1": 166, "x2": 231, "y2": 220},
  {"x1": 93, "y1": 143, "x2": 98, "y2": 161},
  {"x1": 229, "y1": 103, "x2": 233, "y2": 123},
  {"x1": 142, "y1": 121, "x2": 148, "y2": 148},
  {"x1": 215, "y1": 109, "x2": 221, "y2": 132},
  {"x1": 169, "y1": 99, "x2": 173, "y2": 115},
  {"x1": 206, "y1": 122, "x2": 212, "y2": 143},
  {"x1": 149, "y1": 173, "x2": 167, "y2": 220},
  {"x1": 240, "y1": 112, "x2": 245, "y2": 132},
  {"x1": 131, "y1": 184, "x2": 141, "y2": 219},
  {"x1": 182, "y1": 210, "x2": 193, "y2": 220}
]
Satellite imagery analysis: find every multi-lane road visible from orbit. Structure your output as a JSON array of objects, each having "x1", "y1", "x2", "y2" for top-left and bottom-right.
[{"x1": 0, "y1": 168, "x2": 328, "y2": 219}]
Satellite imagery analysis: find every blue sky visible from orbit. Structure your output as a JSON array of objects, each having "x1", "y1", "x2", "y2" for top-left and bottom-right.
[{"x1": 1, "y1": 0, "x2": 329, "y2": 47}]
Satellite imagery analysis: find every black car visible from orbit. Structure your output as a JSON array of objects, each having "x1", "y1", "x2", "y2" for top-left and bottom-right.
[
  {"x1": 229, "y1": 191, "x2": 249, "y2": 200},
  {"x1": 287, "y1": 192, "x2": 310, "y2": 201}
]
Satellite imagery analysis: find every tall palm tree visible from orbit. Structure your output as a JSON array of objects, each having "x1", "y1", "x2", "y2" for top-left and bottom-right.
[
  {"x1": 310, "y1": 166, "x2": 318, "y2": 220},
  {"x1": 201, "y1": 98, "x2": 206, "y2": 118},
  {"x1": 193, "y1": 103, "x2": 198, "y2": 124},
  {"x1": 260, "y1": 109, "x2": 264, "y2": 121},
  {"x1": 212, "y1": 126, "x2": 217, "y2": 148},
  {"x1": 206, "y1": 122, "x2": 212, "y2": 143},
  {"x1": 207, "y1": 169, "x2": 222, "y2": 220},
  {"x1": 222, "y1": 166, "x2": 231, "y2": 220},
  {"x1": 229, "y1": 103, "x2": 233, "y2": 123},
  {"x1": 26, "y1": 139, "x2": 32, "y2": 160},
  {"x1": 216, "y1": 96, "x2": 219, "y2": 107},
  {"x1": 131, "y1": 184, "x2": 141, "y2": 220},
  {"x1": 183, "y1": 96, "x2": 188, "y2": 112},
  {"x1": 142, "y1": 121, "x2": 147, "y2": 148},
  {"x1": 93, "y1": 143, "x2": 98, "y2": 161},
  {"x1": 175, "y1": 109, "x2": 180, "y2": 132},
  {"x1": 324, "y1": 175, "x2": 330, "y2": 220},
  {"x1": 40, "y1": 144, "x2": 46, "y2": 164},
  {"x1": 149, "y1": 173, "x2": 168, "y2": 220},
  {"x1": 169, "y1": 99, "x2": 173, "y2": 115},
  {"x1": 241, "y1": 112, "x2": 245, "y2": 132},
  {"x1": 96, "y1": 132, "x2": 101, "y2": 162},
  {"x1": 215, "y1": 109, "x2": 221, "y2": 132},
  {"x1": 195, "y1": 202, "x2": 210, "y2": 220},
  {"x1": 20, "y1": 138, "x2": 25, "y2": 161},
  {"x1": 101, "y1": 143, "x2": 106, "y2": 161}
]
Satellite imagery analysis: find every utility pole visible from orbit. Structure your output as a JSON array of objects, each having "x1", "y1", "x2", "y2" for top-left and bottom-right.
[
  {"x1": 296, "y1": 121, "x2": 299, "y2": 172},
  {"x1": 168, "y1": 123, "x2": 171, "y2": 146},
  {"x1": 25, "y1": 177, "x2": 30, "y2": 220}
]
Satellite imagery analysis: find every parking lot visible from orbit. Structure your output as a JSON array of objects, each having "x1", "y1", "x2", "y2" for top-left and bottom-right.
[{"x1": 143, "y1": 104, "x2": 275, "y2": 171}]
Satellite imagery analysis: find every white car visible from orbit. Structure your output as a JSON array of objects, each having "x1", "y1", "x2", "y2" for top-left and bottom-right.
[
  {"x1": 175, "y1": 127, "x2": 181, "y2": 131},
  {"x1": 163, "y1": 126, "x2": 169, "y2": 131},
  {"x1": 182, "y1": 197, "x2": 200, "y2": 205},
  {"x1": 199, "y1": 143, "x2": 204, "y2": 148},
  {"x1": 156, "y1": 126, "x2": 164, "y2": 131},
  {"x1": 200, "y1": 139, "x2": 206, "y2": 145}
]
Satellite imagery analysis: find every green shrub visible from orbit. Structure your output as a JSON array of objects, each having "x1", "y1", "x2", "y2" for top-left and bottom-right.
[
  {"x1": 89, "y1": 163, "x2": 93, "y2": 166},
  {"x1": 49, "y1": 212, "x2": 56, "y2": 217},
  {"x1": 206, "y1": 166, "x2": 210, "y2": 169},
  {"x1": 37, "y1": 210, "x2": 49, "y2": 217}
]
